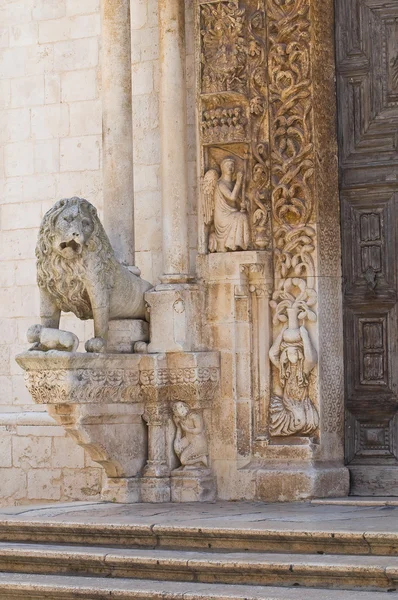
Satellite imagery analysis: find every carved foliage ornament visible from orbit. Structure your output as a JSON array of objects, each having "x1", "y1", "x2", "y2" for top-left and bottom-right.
[
  {"x1": 267, "y1": 0, "x2": 318, "y2": 437},
  {"x1": 25, "y1": 366, "x2": 220, "y2": 406}
]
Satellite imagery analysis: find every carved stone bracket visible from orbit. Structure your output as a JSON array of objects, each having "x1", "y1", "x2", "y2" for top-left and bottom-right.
[{"x1": 16, "y1": 350, "x2": 220, "y2": 503}]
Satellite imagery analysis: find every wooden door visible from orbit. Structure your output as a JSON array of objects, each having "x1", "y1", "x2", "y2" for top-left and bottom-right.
[{"x1": 336, "y1": 0, "x2": 398, "y2": 495}]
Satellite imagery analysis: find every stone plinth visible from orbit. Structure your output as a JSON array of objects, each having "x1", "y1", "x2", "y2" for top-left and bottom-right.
[
  {"x1": 101, "y1": 477, "x2": 141, "y2": 503},
  {"x1": 171, "y1": 468, "x2": 216, "y2": 502},
  {"x1": 145, "y1": 284, "x2": 203, "y2": 353},
  {"x1": 107, "y1": 319, "x2": 149, "y2": 353}
]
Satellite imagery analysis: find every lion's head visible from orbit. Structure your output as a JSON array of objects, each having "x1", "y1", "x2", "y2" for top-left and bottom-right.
[{"x1": 36, "y1": 197, "x2": 117, "y2": 319}]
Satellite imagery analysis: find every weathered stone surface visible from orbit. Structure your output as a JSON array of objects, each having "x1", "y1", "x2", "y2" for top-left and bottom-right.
[
  {"x1": 35, "y1": 197, "x2": 152, "y2": 352},
  {"x1": 0, "y1": 501, "x2": 396, "y2": 556},
  {"x1": 0, "y1": 502, "x2": 397, "y2": 598},
  {"x1": 0, "y1": 573, "x2": 395, "y2": 600},
  {"x1": 107, "y1": 320, "x2": 149, "y2": 354}
]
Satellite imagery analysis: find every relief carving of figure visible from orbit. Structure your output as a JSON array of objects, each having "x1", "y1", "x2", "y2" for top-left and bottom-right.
[
  {"x1": 203, "y1": 158, "x2": 250, "y2": 253},
  {"x1": 269, "y1": 306, "x2": 319, "y2": 437},
  {"x1": 172, "y1": 402, "x2": 209, "y2": 469},
  {"x1": 34, "y1": 197, "x2": 152, "y2": 353}
]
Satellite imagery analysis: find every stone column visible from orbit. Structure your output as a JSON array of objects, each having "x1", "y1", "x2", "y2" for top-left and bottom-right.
[
  {"x1": 101, "y1": 0, "x2": 135, "y2": 266},
  {"x1": 158, "y1": 0, "x2": 190, "y2": 283},
  {"x1": 146, "y1": 0, "x2": 201, "y2": 353},
  {"x1": 141, "y1": 402, "x2": 171, "y2": 503}
]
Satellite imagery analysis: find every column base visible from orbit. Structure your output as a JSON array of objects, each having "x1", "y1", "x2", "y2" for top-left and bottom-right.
[
  {"x1": 171, "y1": 468, "x2": 217, "y2": 502},
  {"x1": 101, "y1": 477, "x2": 141, "y2": 503},
  {"x1": 246, "y1": 463, "x2": 350, "y2": 503},
  {"x1": 140, "y1": 477, "x2": 171, "y2": 503}
]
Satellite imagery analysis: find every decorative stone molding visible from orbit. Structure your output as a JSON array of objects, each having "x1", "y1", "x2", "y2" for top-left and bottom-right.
[{"x1": 18, "y1": 353, "x2": 142, "y2": 405}]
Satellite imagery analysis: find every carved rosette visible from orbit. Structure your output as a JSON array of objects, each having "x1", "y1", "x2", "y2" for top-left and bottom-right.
[
  {"x1": 267, "y1": 0, "x2": 319, "y2": 437},
  {"x1": 198, "y1": 0, "x2": 271, "y2": 252}
]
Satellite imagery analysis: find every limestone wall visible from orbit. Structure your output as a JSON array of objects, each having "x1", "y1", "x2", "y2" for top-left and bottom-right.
[{"x1": 0, "y1": 0, "x2": 197, "y2": 505}]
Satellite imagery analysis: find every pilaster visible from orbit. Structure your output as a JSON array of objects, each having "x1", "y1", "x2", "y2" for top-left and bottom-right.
[{"x1": 196, "y1": 0, "x2": 349, "y2": 500}]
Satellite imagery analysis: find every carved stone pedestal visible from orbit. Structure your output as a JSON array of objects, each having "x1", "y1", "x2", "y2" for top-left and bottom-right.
[
  {"x1": 171, "y1": 468, "x2": 216, "y2": 502},
  {"x1": 145, "y1": 284, "x2": 203, "y2": 353},
  {"x1": 246, "y1": 463, "x2": 349, "y2": 503},
  {"x1": 107, "y1": 319, "x2": 149, "y2": 353},
  {"x1": 16, "y1": 351, "x2": 146, "y2": 500}
]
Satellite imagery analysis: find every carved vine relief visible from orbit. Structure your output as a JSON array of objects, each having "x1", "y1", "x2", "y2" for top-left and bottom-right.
[
  {"x1": 199, "y1": 0, "x2": 318, "y2": 437},
  {"x1": 267, "y1": 0, "x2": 318, "y2": 437}
]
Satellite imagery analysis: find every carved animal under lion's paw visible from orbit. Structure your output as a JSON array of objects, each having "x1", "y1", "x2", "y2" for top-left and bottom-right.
[
  {"x1": 27, "y1": 324, "x2": 79, "y2": 353},
  {"x1": 35, "y1": 197, "x2": 153, "y2": 351}
]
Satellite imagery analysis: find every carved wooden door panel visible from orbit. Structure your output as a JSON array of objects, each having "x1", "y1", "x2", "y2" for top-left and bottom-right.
[{"x1": 336, "y1": 0, "x2": 398, "y2": 494}]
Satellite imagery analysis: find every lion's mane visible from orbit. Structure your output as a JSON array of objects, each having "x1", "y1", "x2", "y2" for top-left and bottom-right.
[{"x1": 36, "y1": 197, "x2": 117, "y2": 319}]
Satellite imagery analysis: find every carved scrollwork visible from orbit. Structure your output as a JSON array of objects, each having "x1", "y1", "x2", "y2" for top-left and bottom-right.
[
  {"x1": 267, "y1": 0, "x2": 314, "y2": 229},
  {"x1": 266, "y1": 0, "x2": 318, "y2": 438}
]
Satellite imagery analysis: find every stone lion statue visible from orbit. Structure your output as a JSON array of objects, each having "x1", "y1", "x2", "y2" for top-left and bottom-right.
[{"x1": 35, "y1": 197, "x2": 152, "y2": 352}]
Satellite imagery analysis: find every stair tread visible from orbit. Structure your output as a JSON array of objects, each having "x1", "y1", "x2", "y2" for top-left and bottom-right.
[
  {"x1": 0, "y1": 573, "x2": 397, "y2": 599},
  {"x1": 1, "y1": 541, "x2": 398, "y2": 572},
  {"x1": 1, "y1": 501, "x2": 397, "y2": 537}
]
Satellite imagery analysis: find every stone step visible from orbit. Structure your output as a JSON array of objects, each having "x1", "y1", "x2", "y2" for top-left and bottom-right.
[
  {"x1": 0, "y1": 501, "x2": 397, "y2": 558},
  {"x1": 0, "y1": 542, "x2": 398, "y2": 591},
  {"x1": 312, "y1": 498, "x2": 398, "y2": 507},
  {"x1": 0, "y1": 517, "x2": 397, "y2": 556},
  {"x1": 0, "y1": 573, "x2": 397, "y2": 600}
]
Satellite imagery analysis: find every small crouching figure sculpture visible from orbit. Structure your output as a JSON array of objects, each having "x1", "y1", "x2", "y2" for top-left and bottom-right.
[
  {"x1": 32, "y1": 197, "x2": 152, "y2": 353},
  {"x1": 27, "y1": 324, "x2": 79, "y2": 353},
  {"x1": 172, "y1": 401, "x2": 209, "y2": 469}
]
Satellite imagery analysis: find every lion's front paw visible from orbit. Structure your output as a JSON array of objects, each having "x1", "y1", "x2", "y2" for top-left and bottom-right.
[{"x1": 85, "y1": 337, "x2": 106, "y2": 353}]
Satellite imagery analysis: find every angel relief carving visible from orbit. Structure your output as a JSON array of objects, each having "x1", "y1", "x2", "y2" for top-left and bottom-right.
[{"x1": 203, "y1": 158, "x2": 250, "y2": 252}]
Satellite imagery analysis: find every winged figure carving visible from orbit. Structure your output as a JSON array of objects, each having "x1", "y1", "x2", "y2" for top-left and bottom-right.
[{"x1": 201, "y1": 158, "x2": 250, "y2": 253}]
